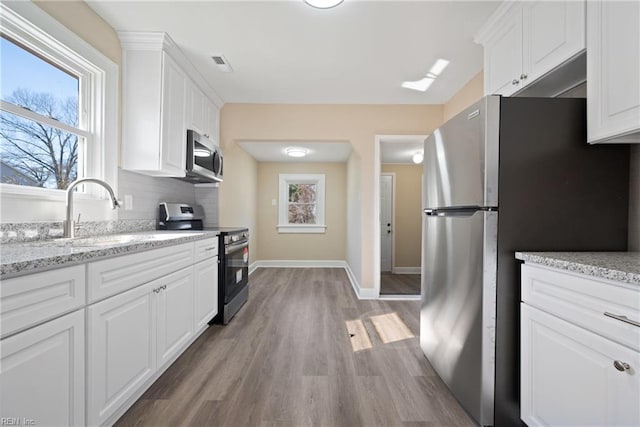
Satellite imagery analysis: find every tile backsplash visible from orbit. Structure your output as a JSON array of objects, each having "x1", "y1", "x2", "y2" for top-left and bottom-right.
[{"x1": 117, "y1": 168, "x2": 219, "y2": 226}]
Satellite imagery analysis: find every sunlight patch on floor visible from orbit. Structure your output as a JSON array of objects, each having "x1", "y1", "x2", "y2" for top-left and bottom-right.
[
  {"x1": 345, "y1": 319, "x2": 373, "y2": 352},
  {"x1": 369, "y1": 312, "x2": 415, "y2": 344}
]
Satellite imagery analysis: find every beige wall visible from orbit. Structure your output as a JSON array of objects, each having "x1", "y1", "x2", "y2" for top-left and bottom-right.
[
  {"x1": 256, "y1": 162, "x2": 346, "y2": 261},
  {"x1": 381, "y1": 164, "x2": 422, "y2": 268},
  {"x1": 34, "y1": 1, "x2": 121, "y2": 65},
  {"x1": 219, "y1": 104, "x2": 443, "y2": 288},
  {"x1": 443, "y1": 71, "x2": 483, "y2": 122}
]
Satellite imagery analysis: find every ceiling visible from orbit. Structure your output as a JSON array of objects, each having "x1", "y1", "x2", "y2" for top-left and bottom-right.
[
  {"x1": 381, "y1": 140, "x2": 425, "y2": 164},
  {"x1": 87, "y1": 0, "x2": 500, "y2": 105},
  {"x1": 238, "y1": 141, "x2": 352, "y2": 162}
]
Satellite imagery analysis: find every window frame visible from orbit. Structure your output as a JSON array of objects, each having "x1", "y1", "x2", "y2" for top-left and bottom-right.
[
  {"x1": 277, "y1": 173, "x2": 326, "y2": 234},
  {"x1": 0, "y1": 2, "x2": 117, "y2": 202}
]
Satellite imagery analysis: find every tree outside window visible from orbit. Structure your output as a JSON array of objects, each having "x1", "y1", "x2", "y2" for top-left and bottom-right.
[
  {"x1": 0, "y1": 34, "x2": 83, "y2": 190},
  {"x1": 278, "y1": 174, "x2": 326, "y2": 233}
]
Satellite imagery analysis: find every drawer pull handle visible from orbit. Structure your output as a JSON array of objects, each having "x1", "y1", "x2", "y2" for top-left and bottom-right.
[
  {"x1": 613, "y1": 360, "x2": 631, "y2": 372},
  {"x1": 204, "y1": 246, "x2": 216, "y2": 251},
  {"x1": 604, "y1": 312, "x2": 640, "y2": 328}
]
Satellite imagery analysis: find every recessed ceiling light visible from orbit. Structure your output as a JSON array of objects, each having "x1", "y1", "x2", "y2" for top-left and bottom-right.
[
  {"x1": 304, "y1": 0, "x2": 344, "y2": 9},
  {"x1": 412, "y1": 152, "x2": 424, "y2": 164},
  {"x1": 286, "y1": 147, "x2": 308, "y2": 158}
]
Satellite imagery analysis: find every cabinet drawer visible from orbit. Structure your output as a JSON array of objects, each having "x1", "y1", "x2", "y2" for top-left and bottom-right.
[
  {"x1": 194, "y1": 236, "x2": 218, "y2": 262},
  {"x1": 1, "y1": 265, "x2": 85, "y2": 338},
  {"x1": 522, "y1": 264, "x2": 640, "y2": 351},
  {"x1": 87, "y1": 242, "x2": 194, "y2": 303}
]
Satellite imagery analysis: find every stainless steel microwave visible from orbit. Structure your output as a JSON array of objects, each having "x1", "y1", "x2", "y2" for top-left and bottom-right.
[{"x1": 183, "y1": 129, "x2": 223, "y2": 183}]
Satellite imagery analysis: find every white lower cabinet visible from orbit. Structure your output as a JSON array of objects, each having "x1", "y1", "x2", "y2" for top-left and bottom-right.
[
  {"x1": 87, "y1": 266, "x2": 196, "y2": 426},
  {"x1": 520, "y1": 262, "x2": 640, "y2": 427},
  {"x1": 521, "y1": 305, "x2": 640, "y2": 426},
  {"x1": 0, "y1": 309, "x2": 85, "y2": 426},
  {"x1": 157, "y1": 267, "x2": 194, "y2": 367},
  {"x1": 87, "y1": 281, "x2": 157, "y2": 426},
  {"x1": 194, "y1": 257, "x2": 218, "y2": 330}
]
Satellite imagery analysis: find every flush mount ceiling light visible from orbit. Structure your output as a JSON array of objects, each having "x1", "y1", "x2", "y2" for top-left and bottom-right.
[
  {"x1": 286, "y1": 147, "x2": 308, "y2": 158},
  {"x1": 194, "y1": 148, "x2": 212, "y2": 157},
  {"x1": 402, "y1": 58, "x2": 450, "y2": 92},
  {"x1": 303, "y1": 0, "x2": 344, "y2": 9},
  {"x1": 412, "y1": 152, "x2": 424, "y2": 164}
]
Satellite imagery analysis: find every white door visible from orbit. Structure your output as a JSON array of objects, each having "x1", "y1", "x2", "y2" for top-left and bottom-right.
[
  {"x1": 0, "y1": 310, "x2": 85, "y2": 426},
  {"x1": 521, "y1": 304, "x2": 640, "y2": 426},
  {"x1": 87, "y1": 282, "x2": 156, "y2": 426},
  {"x1": 380, "y1": 174, "x2": 393, "y2": 272},
  {"x1": 157, "y1": 267, "x2": 194, "y2": 368},
  {"x1": 194, "y1": 258, "x2": 218, "y2": 330}
]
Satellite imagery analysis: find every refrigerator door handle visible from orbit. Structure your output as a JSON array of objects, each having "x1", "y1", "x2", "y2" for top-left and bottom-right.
[{"x1": 424, "y1": 206, "x2": 498, "y2": 217}]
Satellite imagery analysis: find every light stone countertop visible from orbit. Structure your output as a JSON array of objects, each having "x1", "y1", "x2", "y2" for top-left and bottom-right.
[
  {"x1": 0, "y1": 230, "x2": 220, "y2": 279},
  {"x1": 515, "y1": 251, "x2": 640, "y2": 286}
]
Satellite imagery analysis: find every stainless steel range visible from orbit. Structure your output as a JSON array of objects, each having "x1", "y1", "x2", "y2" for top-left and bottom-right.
[{"x1": 157, "y1": 202, "x2": 249, "y2": 324}]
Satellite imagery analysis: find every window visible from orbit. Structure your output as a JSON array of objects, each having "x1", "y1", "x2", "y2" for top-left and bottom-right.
[
  {"x1": 278, "y1": 174, "x2": 326, "y2": 233},
  {"x1": 0, "y1": 2, "x2": 117, "y2": 199}
]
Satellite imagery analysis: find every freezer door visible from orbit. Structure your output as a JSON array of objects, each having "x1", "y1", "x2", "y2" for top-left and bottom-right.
[
  {"x1": 420, "y1": 209, "x2": 497, "y2": 426},
  {"x1": 423, "y1": 96, "x2": 499, "y2": 209}
]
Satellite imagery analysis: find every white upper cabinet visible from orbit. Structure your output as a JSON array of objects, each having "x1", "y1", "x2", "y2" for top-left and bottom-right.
[
  {"x1": 476, "y1": 1, "x2": 585, "y2": 97},
  {"x1": 587, "y1": 0, "x2": 640, "y2": 144},
  {"x1": 120, "y1": 32, "x2": 224, "y2": 176}
]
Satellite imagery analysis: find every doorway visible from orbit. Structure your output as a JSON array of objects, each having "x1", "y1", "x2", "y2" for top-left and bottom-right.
[{"x1": 374, "y1": 135, "x2": 427, "y2": 299}]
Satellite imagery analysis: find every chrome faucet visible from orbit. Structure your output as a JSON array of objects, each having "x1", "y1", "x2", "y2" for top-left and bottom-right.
[{"x1": 64, "y1": 178, "x2": 121, "y2": 238}]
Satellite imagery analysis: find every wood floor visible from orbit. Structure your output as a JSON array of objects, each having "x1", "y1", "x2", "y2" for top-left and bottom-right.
[
  {"x1": 115, "y1": 268, "x2": 473, "y2": 427},
  {"x1": 380, "y1": 273, "x2": 421, "y2": 295}
]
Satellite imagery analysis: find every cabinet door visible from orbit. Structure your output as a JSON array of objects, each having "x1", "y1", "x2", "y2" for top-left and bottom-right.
[
  {"x1": 587, "y1": 0, "x2": 640, "y2": 143},
  {"x1": 0, "y1": 310, "x2": 84, "y2": 426},
  {"x1": 160, "y1": 52, "x2": 187, "y2": 176},
  {"x1": 194, "y1": 258, "x2": 218, "y2": 330},
  {"x1": 156, "y1": 267, "x2": 194, "y2": 368},
  {"x1": 87, "y1": 283, "x2": 156, "y2": 426},
  {"x1": 207, "y1": 100, "x2": 220, "y2": 144},
  {"x1": 484, "y1": 5, "x2": 524, "y2": 96},
  {"x1": 188, "y1": 83, "x2": 206, "y2": 135},
  {"x1": 521, "y1": 304, "x2": 640, "y2": 427},
  {"x1": 523, "y1": 1, "x2": 585, "y2": 83}
]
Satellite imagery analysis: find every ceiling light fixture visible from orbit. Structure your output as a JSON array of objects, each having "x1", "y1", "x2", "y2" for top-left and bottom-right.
[
  {"x1": 194, "y1": 148, "x2": 212, "y2": 157},
  {"x1": 412, "y1": 152, "x2": 424, "y2": 164},
  {"x1": 303, "y1": 0, "x2": 344, "y2": 9},
  {"x1": 286, "y1": 147, "x2": 308, "y2": 158},
  {"x1": 402, "y1": 58, "x2": 450, "y2": 92}
]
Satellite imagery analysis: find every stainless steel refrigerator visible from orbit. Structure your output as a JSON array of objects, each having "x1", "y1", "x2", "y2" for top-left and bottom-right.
[{"x1": 420, "y1": 95, "x2": 630, "y2": 427}]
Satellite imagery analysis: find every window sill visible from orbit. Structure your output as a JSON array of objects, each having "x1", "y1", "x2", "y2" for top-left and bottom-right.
[{"x1": 277, "y1": 224, "x2": 327, "y2": 234}]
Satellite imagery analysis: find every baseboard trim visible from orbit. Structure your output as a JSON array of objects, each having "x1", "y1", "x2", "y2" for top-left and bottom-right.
[
  {"x1": 253, "y1": 260, "x2": 346, "y2": 269},
  {"x1": 379, "y1": 294, "x2": 421, "y2": 301},
  {"x1": 249, "y1": 262, "x2": 259, "y2": 275},
  {"x1": 252, "y1": 260, "x2": 378, "y2": 300},
  {"x1": 391, "y1": 267, "x2": 421, "y2": 274}
]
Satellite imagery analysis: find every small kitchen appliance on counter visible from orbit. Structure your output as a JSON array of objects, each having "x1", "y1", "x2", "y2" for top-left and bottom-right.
[{"x1": 158, "y1": 202, "x2": 249, "y2": 324}]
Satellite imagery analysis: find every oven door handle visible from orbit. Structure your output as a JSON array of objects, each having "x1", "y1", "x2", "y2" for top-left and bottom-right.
[{"x1": 225, "y1": 241, "x2": 248, "y2": 255}]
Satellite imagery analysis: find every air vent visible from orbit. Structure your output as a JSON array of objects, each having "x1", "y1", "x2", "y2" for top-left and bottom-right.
[{"x1": 211, "y1": 54, "x2": 233, "y2": 73}]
